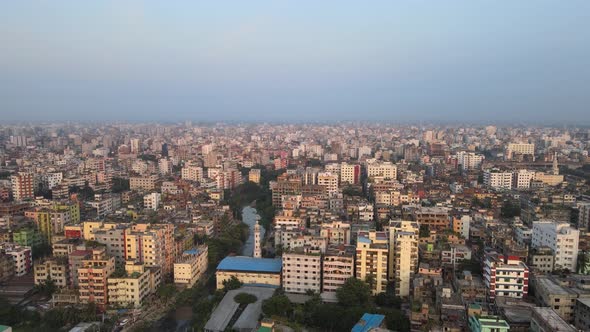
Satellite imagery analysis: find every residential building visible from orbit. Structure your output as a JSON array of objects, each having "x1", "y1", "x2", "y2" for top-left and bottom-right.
[
  {"x1": 181, "y1": 163, "x2": 203, "y2": 182},
  {"x1": 483, "y1": 252, "x2": 529, "y2": 300},
  {"x1": 107, "y1": 261, "x2": 155, "y2": 308},
  {"x1": 484, "y1": 169, "x2": 513, "y2": 190},
  {"x1": 317, "y1": 172, "x2": 339, "y2": 196},
  {"x1": 575, "y1": 298, "x2": 590, "y2": 332},
  {"x1": 530, "y1": 307, "x2": 575, "y2": 332},
  {"x1": 413, "y1": 207, "x2": 449, "y2": 231},
  {"x1": 78, "y1": 247, "x2": 116, "y2": 307},
  {"x1": 248, "y1": 169, "x2": 261, "y2": 184},
  {"x1": 385, "y1": 220, "x2": 419, "y2": 297},
  {"x1": 174, "y1": 246, "x2": 208, "y2": 287},
  {"x1": 143, "y1": 192, "x2": 161, "y2": 210},
  {"x1": 340, "y1": 163, "x2": 361, "y2": 184},
  {"x1": 456, "y1": 151, "x2": 484, "y2": 171},
  {"x1": 34, "y1": 258, "x2": 69, "y2": 288},
  {"x1": 506, "y1": 143, "x2": 535, "y2": 160},
  {"x1": 11, "y1": 172, "x2": 34, "y2": 201},
  {"x1": 130, "y1": 175, "x2": 159, "y2": 191},
  {"x1": 319, "y1": 221, "x2": 351, "y2": 245},
  {"x1": 366, "y1": 161, "x2": 397, "y2": 180},
  {"x1": 0, "y1": 243, "x2": 31, "y2": 276},
  {"x1": 468, "y1": 316, "x2": 510, "y2": 332},
  {"x1": 578, "y1": 201, "x2": 590, "y2": 230},
  {"x1": 513, "y1": 169, "x2": 536, "y2": 189},
  {"x1": 355, "y1": 231, "x2": 388, "y2": 295},
  {"x1": 282, "y1": 248, "x2": 322, "y2": 294},
  {"x1": 321, "y1": 245, "x2": 354, "y2": 300},
  {"x1": 0, "y1": 250, "x2": 14, "y2": 283},
  {"x1": 531, "y1": 221, "x2": 579, "y2": 271}
]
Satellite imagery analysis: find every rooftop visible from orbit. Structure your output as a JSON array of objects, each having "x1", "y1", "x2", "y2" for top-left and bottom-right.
[
  {"x1": 352, "y1": 313, "x2": 385, "y2": 332},
  {"x1": 217, "y1": 256, "x2": 282, "y2": 273}
]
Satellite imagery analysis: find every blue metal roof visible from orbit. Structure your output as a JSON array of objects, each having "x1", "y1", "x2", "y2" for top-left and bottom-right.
[
  {"x1": 351, "y1": 313, "x2": 385, "y2": 332},
  {"x1": 183, "y1": 248, "x2": 199, "y2": 255},
  {"x1": 358, "y1": 236, "x2": 371, "y2": 244},
  {"x1": 217, "y1": 256, "x2": 282, "y2": 273}
]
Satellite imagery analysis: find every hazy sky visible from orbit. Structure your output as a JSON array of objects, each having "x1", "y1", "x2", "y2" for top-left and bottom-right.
[{"x1": 1, "y1": 1, "x2": 589, "y2": 124}]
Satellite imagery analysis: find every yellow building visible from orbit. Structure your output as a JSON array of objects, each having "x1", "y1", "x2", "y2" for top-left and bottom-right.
[
  {"x1": 248, "y1": 169, "x2": 261, "y2": 184},
  {"x1": 215, "y1": 256, "x2": 282, "y2": 290},
  {"x1": 356, "y1": 231, "x2": 389, "y2": 295},
  {"x1": 174, "y1": 246, "x2": 208, "y2": 287},
  {"x1": 107, "y1": 261, "x2": 154, "y2": 308}
]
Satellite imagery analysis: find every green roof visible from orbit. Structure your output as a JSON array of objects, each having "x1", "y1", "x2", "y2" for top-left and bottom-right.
[{"x1": 257, "y1": 327, "x2": 272, "y2": 332}]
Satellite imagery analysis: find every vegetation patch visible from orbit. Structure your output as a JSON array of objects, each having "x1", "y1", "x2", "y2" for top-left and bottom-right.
[{"x1": 234, "y1": 292, "x2": 258, "y2": 305}]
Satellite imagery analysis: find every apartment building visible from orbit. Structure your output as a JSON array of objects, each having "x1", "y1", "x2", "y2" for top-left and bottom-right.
[
  {"x1": 322, "y1": 245, "x2": 355, "y2": 299},
  {"x1": 174, "y1": 246, "x2": 208, "y2": 287},
  {"x1": 456, "y1": 151, "x2": 484, "y2": 171},
  {"x1": 513, "y1": 169, "x2": 536, "y2": 189},
  {"x1": 483, "y1": 169, "x2": 513, "y2": 190},
  {"x1": 78, "y1": 248, "x2": 116, "y2": 307},
  {"x1": 282, "y1": 248, "x2": 322, "y2": 294},
  {"x1": 356, "y1": 231, "x2": 388, "y2": 295},
  {"x1": 531, "y1": 221, "x2": 579, "y2": 271},
  {"x1": 0, "y1": 250, "x2": 14, "y2": 283},
  {"x1": 248, "y1": 168, "x2": 261, "y2": 184},
  {"x1": 130, "y1": 174, "x2": 159, "y2": 191},
  {"x1": 319, "y1": 221, "x2": 351, "y2": 245},
  {"x1": 143, "y1": 192, "x2": 161, "y2": 211},
  {"x1": 34, "y1": 258, "x2": 69, "y2": 288},
  {"x1": 11, "y1": 172, "x2": 34, "y2": 201},
  {"x1": 107, "y1": 261, "x2": 155, "y2": 308},
  {"x1": 0, "y1": 243, "x2": 31, "y2": 276},
  {"x1": 180, "y1": 163, "x2": 202, "y2": 182},
  {"x1": 317, "y1": 172, "x2": 339, "y2": 196},
  {"x1": 340, "y1": 163, "x2": 361, "y2": 184},
  {"x1": 506, "y1": 143, "x2": 534, "y2": 160},
  {"x1": 483, "y1": 253, "x2": 529, "y2": 300},
  {"x1": 366, "y1": 161, "x2": 397, "y2": 180},
  {"x1": 413, "y1": 207, "x2": 449, "y2": 231}
]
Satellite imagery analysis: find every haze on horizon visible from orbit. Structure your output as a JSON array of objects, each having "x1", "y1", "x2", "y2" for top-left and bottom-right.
[{"x1": 1, "y1": 1, "x2": 589, "y2": 125}]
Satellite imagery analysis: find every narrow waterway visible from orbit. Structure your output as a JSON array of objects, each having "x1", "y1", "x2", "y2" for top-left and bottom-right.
[{"x1": 241, "y1": 206, "x2": 266, "y2": 256}]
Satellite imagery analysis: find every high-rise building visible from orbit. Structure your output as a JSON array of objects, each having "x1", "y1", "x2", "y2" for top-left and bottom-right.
[
  {"x1": 181, "y1": 163, "x2": 203, "y2": 182},
  {"x1": 174, "y1": 246, "x2": 208, "y2": 287},
  {"x1": 78, "y1": 247, "x2": 116, "y2": 307},
  {"x1": 532, "y1": 221, "x2": 579, "y2": 271},
  {"x1": 321, "y1": 245, "x2": 355, "y2": 299},
  {"x1": 340, "y1": 163, "x2": 361, "y2": 184},
  {"x1": 366, "y1": 161, "x2": 397, "y2": 180},
  {"x1": 11, "y1": 172, "x2": 35, "y2": 201},
  {"x1": 248, "y1": 169, "x2": 261, "y2": 184},
  {"x1": 108, "y1": 261, "x2": 159, "y2": 308},
  {"x1": 456, "y1": 151, "x2": 484, "y2": 171},
  {"x1": 483, "y1": 252, "x2": 529, "y2": 300},
  {"x1": 282, "y1": 248, "x2": 322, "y2": 294},
  {"x1": 386, "y1": 221, "x2": 419, "y2": 297},
  {"x1": 483, "y1": 169, "x2": 513, "y2": 190},
  {"x1": 0, "y1": 243, "x2": 31, "y2": 277},
  {"x1": 577, "y1": 202, "x2": 590, "y2": 230},
  {"x1": 355, "y1": 231, "x2": 388, "y2": 295},
  {"x1": 506, "y1": 143, "x2": 535, "y2": 160},
  {"x1": 317, "y1": 172, "x2": 339, "y2": 196}
]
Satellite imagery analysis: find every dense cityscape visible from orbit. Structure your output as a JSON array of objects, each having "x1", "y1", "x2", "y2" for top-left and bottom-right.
[{"x1": 0, "y1": 123, "x2": 588, "y2": 331}]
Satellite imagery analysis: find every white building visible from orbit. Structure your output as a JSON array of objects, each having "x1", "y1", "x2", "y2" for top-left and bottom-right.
[
  {"x1": 513, "y1": 169, "x2": 536, "y2": 189},
  {"x1": 483, "y1": 253, "x2": 529, "y2": 300},
  {"x1": 456, "y1": 151, "x2": 484, "y2": 171},
  {"x1": 0, "y1": 243, "x2": 32, "y2": 277},
  {"x1": 386, "y1": 221, "x2": 419, "y2": 297},
  {"x1": 282, "y1": 249, "x2": 321, "y2": 294},
  {"x1": 158, "y1": 158, "x2": 173, "y2": 175},
  {"x1": 532, "y1": 221, "x2": 579, "y2": 271},
  {"x1": 320, "y1": 221, "x2": 351, "y2": 245},
  {"x1": 483, "y1": 169, "x2": 513, "y2": 190},
  {"x1": 143, "y1": 192, "x2": 161, "y2": 211}
]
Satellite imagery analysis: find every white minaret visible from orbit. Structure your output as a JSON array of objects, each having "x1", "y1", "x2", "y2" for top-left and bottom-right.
[
  {"x1": 253, "y1": 220, "x2": 261, "y2": 258},
  {"x1": 553, "y1": 152, "x2": 559, "y2": 175}
]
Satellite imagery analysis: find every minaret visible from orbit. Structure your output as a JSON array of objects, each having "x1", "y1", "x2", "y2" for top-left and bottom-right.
[
  {"x1": 553, "y1": 152, "x2": 559, "y2": 175},
  {"x1": 253, "y1": 220, "x2": 261, "y2": 258}
]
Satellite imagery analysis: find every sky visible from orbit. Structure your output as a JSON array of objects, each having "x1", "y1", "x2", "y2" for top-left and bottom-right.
[{"x1": 0, "y1": 1, "x2": 589, "y2": 124}]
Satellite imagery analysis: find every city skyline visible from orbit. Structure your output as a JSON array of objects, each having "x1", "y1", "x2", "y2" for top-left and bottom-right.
[{"x1": 1, "y1": 1, "x2": 589, "y2": 124}]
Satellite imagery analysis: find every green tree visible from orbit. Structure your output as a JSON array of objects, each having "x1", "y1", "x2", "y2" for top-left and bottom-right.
[
  {"x1": 336, "y1": 278, "x2": 371, "y2": 307},
  {"x1": 34, "y1": 278, "x2": 57, "y2": 297},
  {"x1": 262, "y1": 293, "x2": 293, "y2": 317},
  {"x1": 156, "y1": 284, "x2": 177, "y2": 302},
  {"x1": 222, "y1": 276, "x2": 243, "y2": 291}
]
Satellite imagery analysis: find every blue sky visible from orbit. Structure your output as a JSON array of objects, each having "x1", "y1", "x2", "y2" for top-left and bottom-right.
[{"x1": 1, "y1": 1, "x2": 589, "y2": 124}]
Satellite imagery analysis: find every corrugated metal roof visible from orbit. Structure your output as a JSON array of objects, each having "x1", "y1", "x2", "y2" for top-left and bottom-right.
[
  {"x1": 351, "y1": 313, "x2": 385, "y2": 332},
  {"x1": 217, "y1": 256, "x2": 282, "y2": 273}
]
